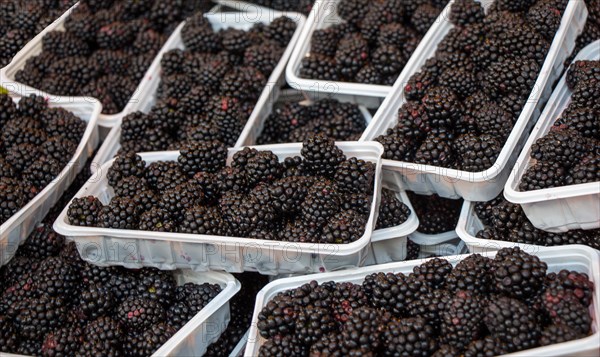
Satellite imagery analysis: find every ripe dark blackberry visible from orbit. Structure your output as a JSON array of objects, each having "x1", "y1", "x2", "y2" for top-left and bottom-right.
[
  {"x1": 531, "y1": 128, "x2": 588, "y2": 166},
  {"x1": 0, "y1": 315, "x2": 18, "y2": 352},
  {"x1": 566, "y1": 154, "x2": 600, "y2": 185},
  {"x1": 405, "y1": 288, "x2": 451, "y2": 330},
  {"x1": 375, "y1": 189, "x2": 411, "y2": 229},
  {"x1": 542, "y1": 288, "x2": 592, "y2": 335},
  {"x1": 220, "y1": 66, "x2": 266, "y2": 102},
  {"x1": 175, "y1": 282, "x2": 222, "y2": 314},
  {"x1": 355, "y1": 65, "x2": 383, "y2": 84},
  {"x1": 450, "y1": 0, "x2": 485, "y2": 25},
  {"x1": 438, "y1": 67, "x2": 478, "y2": 99},
  {"x1": 335, "y1": 33, "x2": 369, "y2": 79},
  {"x1": 362, "y1": 272, "x2": 427, "y2": 316},
  {"x1": 519, "y1": 160, "x2": 567, "y2": 191},
  {"x1": 34, "y1": 256, "x2": 79, "y2": 298},
  {"x1": 454, "y1": 133, "x2": 502, "y2": 172},
  {"x1": 166, "y1": 302, "x2": 193, "y2": 330},
  {"x1": 79, "y1": 283, "x2": 115, "y2": 319},
  {"x1": 107, "y1": 153, "x2": 146, "y2": 188},
  {"x1": 293, "y1": 305, "x2": 336, "y2": 345},
  {"x1": 413, "y1": 258, "x2": 453, "y2": 289},
  {"x1": 311, "y1": 27, "x2": 342, "y2": 57},
  {"x1": 300, "y1": 54, "x2": 340, "y2": 81},
  {"x1": 342, "y1": 306, "x2": 387, "y2": 353},
  {"x1": 67, "y1": 196, "x2": 102, "y2": 227},
  {"x1": 41, "y1": 326, "x2": 84, "y2": 357},
  {"x1": 257, "y1": 290, "x2": 297, "y2": 339},
  {"x1": 414, "y1": 135, "x2": 455, "y2": 168},
  {"x1": 546, "y1": 269, "x2": 595, "y2": 307},
  {"x1": 221, "y1": 28, "x2": 251, "y2": 54},
  {"x1": 422, "y1": 86, "x2": 463, "y2": 128},
  {"x1": 113, "y1": 176, "x2": 149, "y2": 199},
  {"x1": 159, "y1": 183, "x2": 204, "y2": 223},
  {"x1": 309, "y1": 333, "x2": 347, "y2": 356},
  {"x1": 463, "y1": 336, "x2": 510, "y2": 357},
  {"x1": 2, "y1": 125, "x2": 47, "y2": 148},
  {"x1": 487, "y1": 198, "x2": 526, "y2": 233},
  {"x1": 382, "y1": 317, "x2": 439, "y2": 357},
  {"x1": 21, "y1": 157, "x2": 61, "y2": 190},
  {"x1": 498, "y1": 25, "x2": 550, "y2": 65},
  {"x1": 84, "y1": 316, "x2": 124, "y2": 346},
  {"x1": 469, "y1": 103, "x2": 515, "y2": 140},
  {"x1": 98, "y1": 196, "x2": 142, "y2": 229},
  {"x1": 441, "y1": 290, "x2": 485, "y2": 350},
  {"x1": 411, "y1": 3, "x2": 442, "y2": 34},
  {"x1": 445, "y1": 254, "x2": 492, "y2": 295},
  {"x1": 555, "y1": 106, "x2": 599, "y2": 139},
  {"x1": 43, "y1": 108, "x2": 87, "y2": 144},
  {"x1": 375, "y1": 127, "x2": 418, "y2": 162},
  {"x1": 244, "y1": 42, "x2": 284, "y2": 77},
  {"x1": 264, "y1": 16, "x2": 297, "y2": 47},
  {"x1": 333, "y1": 157, "x2": 375, "y2": 195},
  {"x1": 278, "y1": 219, "x2": 319, "y2": 243},
  {"x1": 20, "y1": 224, "x2": 65, "y2": 259},
  {"x1": 259, "y1": 334, "x2": 307, "y2": 357},
  {"x1": 301, "y1": 134, "x2": 346, "y2": 177},
  {"x1": 485, "y1": 296, "x2": 541, "y2": 351},
  {"x1": 144, "y1": 161, "x2": 184, "y2": 192},
  {"x1": 179, "y1": 205, "x2": 225, "y2": 236},
  {"x1": 18, "y1": 94, "x2": 48, "y2": 117},
  {"x1": 540, "y1": 324, "x2": 583, "y2": 346},
  {"x1": 0, "y1": 94, "x2": 17, "y2": 125},
  {"x1": 14, "y1": 296, "x2": 67, "y2": 340},
  {"x1": 301, "y1": 179, "x2": 341, "y2": 228},
  {"x1": 483, "y1": 58, "x2": 540, "y2": 99},
  {"x1": 138, "y1": 208, "x2": 176, "y2": 232},
  {"x1": 491, "y1": 247, "x2": 548, "y2": 300},
  {"x1": 126, "y1": 323, "x2": 177, "y2": 357},
  {"x1": 321, "y1": 209, "x2": 366, "y2": 244},
  {"x1": 570, "y1": 78, "x2": 600, "y2": 111},
  {"x1": 117, "y1": 297, "x2": 165, "y2": 331},
  {"x1": 566, "y1": 60, "x2": 600, "y2": 90},
  {"x1": 40, "y1": 136, "x2": 77, "y2": 165},
  {"x1": 134, "y1": 269, "x2": 176, "y2": 307},
  {"x1": 268, "y1": 176, "x2": 311, "y2": 215},
  {"x1": 77, "y1": 339, "x2": 122, "y2": 357},
  {"x1": 527, "y1": 1, "x2": 565, "y2": 41},
  {"x1": 177, "y1": 140, "x2": 227, "y2": 177},
  {"x1": 244, "y1": 150, "x2": 284, "y2": 187}
]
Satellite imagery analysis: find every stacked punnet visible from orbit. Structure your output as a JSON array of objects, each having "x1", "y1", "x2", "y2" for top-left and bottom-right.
[{"x1": 256, "y1": 248, "x2": 596, "y2": 356}]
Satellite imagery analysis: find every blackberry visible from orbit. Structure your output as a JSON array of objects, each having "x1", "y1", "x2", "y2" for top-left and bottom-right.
[
  {"x1": 488, "y1": 199, "x2": 526, "y2": 233},
  {"x1": 301, "y1": 179, "x2": 341, "y2": 228},
  {"x1": 20, "y1": 224, "x2": 65, "y2": 259},
  {"x1": 321, "y1": 209, "x2": 366, "y2": 244},
  {"x1": 309, "y1": 333, "x2": 346, "y2": 356},
  {"x1": 546, "y1": 268, "x2": 595, "y2": 307},
  {"x1": 177, "y1": 140, "x2": 227, "y2": 176},
  {"x1": 382, "y1": 317, "x2": 439, "y2": 357},
  {"x1": 337, "y1": 0, "x2": 367, "y2": 25},
  {"x1": 221, "y1": 29, "x2": 251, "y2": 54},
  {"x1": 223, "y1": 191, "x2": 277, "y2": 236},
  {"x1": 42, "y1": 31, "x2": 91, "y2": 58},
  {"x1": 422, "y1": 86, "x2": 463, "y2": 128},
  {"x1": 542, "y1": 288, "x2": 592, "y2": 335},
  {"x1": 527, "y1": 0, "x2": 565, "y2": 40},
  {"x1": 468, "y1": 103, "x2": 515, "y2": 140},
  {"x1": 432, "y1": 344, "x2": 461, "y2": 357},
  {"x1": 14, "y1": 296, "x2": 67, "y2": 340},
  {"x1": 375, "y1": 189, "x2": 411, "y2": 229},
  {"x1": 166, "y1": 302, "x2": 193, "y2": 330},
  {"x1": 482, "y1": 58, "x2": 540, "y2": 98},
  {"x1": 79, "y1": 283, "x2": 115, "y2": 319},
  {"x1": 301, "y1": 134, "x2": 346, "y2": 177},
  {"x1": 41, "y1": 326, "x2": 84, "y2": 357},
  {"x1": 335, "y1": 33, "x2": 369, "y2": 79},
  {"x1": 0, "y1": 315, "x2": 18, "y2": 352},
  {"x1": 454, "y1": 133, "x2": 502, "y2": 172},
  {"x1": 450, "y1": 0, "x2": 485, "y2": 25},
  {"x1": 540, "y1": 324, "x2": 583, "y2": 346},
  {"x1": 491, "y1": 247, "x2": 548, "y2": 300},
  {"x1": 570, "y1": 78, "x2": 600, "y2": 110},
  {"x1": 413, "y1": 258, "x2": 453, "y2": 289},
  {"x1": 220, "y1": 66, "x2": 266, "y2": 102},
  {"x1": 441, "y1": 290, "x2": 485, "y2": 350},
  {"x1": 264, "y1": 16, "x2": 296, "y2": 47},
  {"x1": 355, "y1": 65, "x2": 383, "y2": 84},
  {"x1": 293, "y1": 305, "x2": 336, "y2": 345},
  {"x1": 107, "y1": 153, "x2": 146, "y2": 187},
  {"x1": 300, "y1": 54, "x2": 340, "y2": 81},
  {"x1": 158, "y1": 183, "x2": 204, "y2": 223},
  {"x1": 84, "y1": 316, "x2": 124, "y2": 346},
  {"x1": 519, "y1": 160, "x2": 567, "y2": 190},
  {"x1": 216, "y1": 167, "x2": 249, "y2": 194},
  {"x1": 180, "y1": 205, "x2": 225, "y2": 235},
  {"x1": 114, "y1": 176, "x2": 149, "y2": 199},
  {"x1": 117, "y1": 297, "x2": 166, "y2": 331},
  {"x1": 135, "y1": 269, "x2": 176, "y2": 307},
  {"x1": 244, "y1": 42, "x2": 284, "y2": 77},
  {"x1": 404, "y1": 65, "x2": 441, "y2": 102},
  {"x1": 144, "y1": 161, "x2": 185, "y2": 191},
  {"x1": 41, "y1": 137, "x2": 77, "y2": 165},
  {"x1": 406, "y1": 288, "x2": 451, "y2": 329},
  {"x1": 566, "y1": 60, "x2": 600, "y2": 90},
  {"x1": 438, "y1": 68, "x2": 478, "y2": 99},
  {"x1": 16, "y1": 340, "x2": 43, "y2": 356},
  {"x1": 566, "y1": 154, "x2": 600, "y2": 185},
  {"x1": 259, "y1": 334, "x2": 307, "y2": 357},
  {"x1": 0, "y1": 94, "x2": 17, "y2": 126},
  {"x1": 333, "y1": 157, "x2": 375, "y2": 195},
  {"x1": 362, "y1": 272, "x2": 427, "y2": 316},
  {"x1": 498, "y1": 25, "x2": 550, "y2": 65},
  {"x1": 43, "y1": 108, "x2": 87, "y2": 144},
  {"x1": 77, "y1": 340, "x2": 121, "y2": 357},
  {"x1": 181, "y1": 16, "x2": 221, "y2": 53},
  {"x1": 257, "y1": 291, "x2": 297, "y2": 338},
  {"x1": 311, "y1": 27, "x2": 342, "y2": 57},
  {"x1": 485, "y1": 296, "x2": 541, "y2": 350},
  {"x1": 268, "y1": 176, "x2": 312, "y2": 215},
  {"x1": 376, "y1": 127, "x2": 418, "y2": 162},
  {"x1": 18, "y1": 94, "x2": 48, "y2": 117},
  {"x1": 463, "y1": 336, "x2": 510, "y2": 357},
  {"x1": 282, "y1": 156, "x2": 306, "y2": 178},
  {"x1": 445, "y1": 254, "x2": 492, "y2": 295},
  {"x1": 98, "y1": 196, "x2": 142, "y2": 229},
  {"x1": 414, "y1": 135, "x2": 455, "y2": 168},
  {"x1": 139, "y1": 208, "x2": 177, "y2": 232},
  {"x1": 21, "y1": 157, "x2": 61, "y2": 190},
  {"x1": 175, "y1": 282, "x2": 222, "y2": 314},
  {"x1": 121, "y1": 112, "x2": 151, "y2": 142},
  {"x1": 411, "y1": 3, "x2": 442, "y2": 34},
  {"x1": 555, "y1": 106, "x2": 599, "y2": 139},
  {"x1": 244, "y1": 150, "x2": 284, "y2": 187},
  {"x1": 278, "y1": 219, "x2": 320, "y2": 243},
  {"x1": 126, "y1": 323, "x2": 176, "y2": 357},
  {"x1": 80, "y1": 263, "x2": 119, "y2": 287},
  {"x1": 34, "y1": 256, "x2": 79, "y2": 298},
  {"x1": 2, "y1": 125, "x2": 47, "y2": 148},
  {"x1": 539, "y1": 229, "x2": 600, "y2": 249},
  {"x1": 530, "y1": 128, "x2": 588, "y2": 166}
]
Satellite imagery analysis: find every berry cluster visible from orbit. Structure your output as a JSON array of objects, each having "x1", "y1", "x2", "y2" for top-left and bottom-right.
[
  {"x1": 258, "y1": 98, "x2": 366, "y2": 144},
  {"x1": 68, "y1": 134, "x2": 377, "y2": 244},
  {"x1": 118, "y1": 14, "x2": 296, "y2": 152},
  {"x1": 299, "y1": 0, "x2": 445, "y2": 85},
  {"x1": 375, "y1": 0, "x2": 567, "y2": 171},
  {"x1": 257, "y1": 248, "x2": 594, "y2": 356},
  {"x1": 475, "y1": 192, "x2": 600, "y2": 249},
  {"x1": 0, "y1": 0, "x2": 74, "y2": 67},
  {"x1": 408, "y1": 192, "x2": 463, "y2": 234},
  {"x1": 243, "y1": 0, "x2": 314, "y2": 15},
  {"x1": 519, "y1": 60, "x2": 600, "y2": 191},
  {"x1": 14, "y1": 0, "x2": 203, "y2": 115},
  {"x1": 566, "y1": 0, "x2": 600, "y2": 64},
  {"x1": 0, "y1": 94, "x2": 86, "y2": 226},
  {"x1": 0, "y1": 166, "x2": 222, "y2": 357}
]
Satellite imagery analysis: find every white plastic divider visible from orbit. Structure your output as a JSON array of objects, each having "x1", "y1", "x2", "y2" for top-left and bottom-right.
[
  {"x1": 245, "y1": 245, "x2": 600, "y2": 356},
  {"x1": 409, "y1": 230, "x2": 468, "y2": 257},
  {"x1": 0, "y1": 2, "x2": 172, "y2": 128},
  {"x1": 285, "y1": 0, "x2": 429, "y2": 100},
  {"x1": 91, "y1": 11, "x2": 307, "y2": 172},
  {"x1": 0, "y1": 95, "x2": 101, "y2": 266},
  {"x1": 504, "y1": 40, "x2": 600, "y2": 233},
  {"x1": 54, "y1": 142, "x2": 384, "y2": 275},
  {"x1": 237, "y1": 88, "x2": 374, "y2": 147},
  {"x1": 360, "y1": 0, "x2": 588, "y2": 202}
]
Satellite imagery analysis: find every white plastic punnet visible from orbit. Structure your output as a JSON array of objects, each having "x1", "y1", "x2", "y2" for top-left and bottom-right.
[
  {"x1": 504, "y1": 40, "x2": 600, "y2": 232},
  {"x1": 360, "y1": 0, "x2": 588, "y2": 202}
]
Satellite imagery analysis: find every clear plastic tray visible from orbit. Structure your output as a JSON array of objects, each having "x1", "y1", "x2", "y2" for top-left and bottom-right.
[
  {"x1": 504, "y1": 40, "x2": 600, "y2": 232},
  {"x1": 91, "y1": 11, "x2": 306, "y2": 171},
  {"x1": 2, "y1": 270, "x2": 240, "y2": 357},
  {"x1": 54, "y1": 142, "x2": 384, "y2": 275},
  {"x1": 0, "y1": 96, "x2": 101, "y2": 266},
  {"x1": 360, "y1": 0, "x2": 588, "y2": 202},
  {"x1": 285, "y1": 0, "x2": 440, "y2": 99},
  {"x1": 0, "y1": 2, "x2": 167, "y2": 128},
  {"x1": 245, "y1": 245, "x2": 600, "y2": 357}
]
